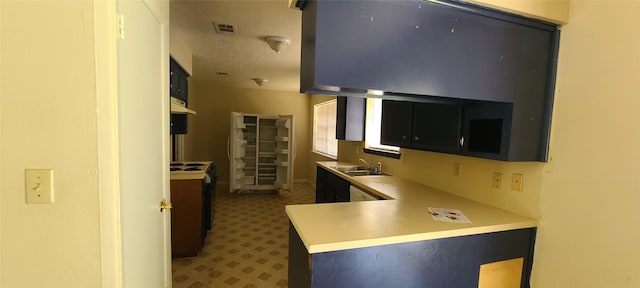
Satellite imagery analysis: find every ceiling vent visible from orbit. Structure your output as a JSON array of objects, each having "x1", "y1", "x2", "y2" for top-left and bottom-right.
[{"x1": 213, "y1": 22, "x2": 237, "y2": 35}]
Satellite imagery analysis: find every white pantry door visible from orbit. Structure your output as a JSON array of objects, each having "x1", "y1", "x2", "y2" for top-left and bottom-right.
[{"x1": 116, "y1": 0, "x2": 171, "y2": 287}]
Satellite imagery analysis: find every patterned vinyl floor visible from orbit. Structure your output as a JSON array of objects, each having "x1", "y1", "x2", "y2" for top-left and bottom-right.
[{"x1": 172, "y1": 182, "x2": 315, "y2": 288}]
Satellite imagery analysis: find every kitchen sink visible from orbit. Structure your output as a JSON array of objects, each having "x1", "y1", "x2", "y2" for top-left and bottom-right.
[
  {"x1": 333, "y1": 166, "x2": 368, "y2": 172},
  {"x1": 331, "y1": 166, "x2": 385, "y2": 177},
  {"x1": 343, "y1": 170, "x2": 371, "y2": 176}
]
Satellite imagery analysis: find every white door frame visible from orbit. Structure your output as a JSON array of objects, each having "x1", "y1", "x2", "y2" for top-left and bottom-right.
[
  {"x1": 94, "y1": 0, "x2": 171, "y2": 287},
  {"x1": 95, "y1": 1, "x2": 124, "y2": 287}
]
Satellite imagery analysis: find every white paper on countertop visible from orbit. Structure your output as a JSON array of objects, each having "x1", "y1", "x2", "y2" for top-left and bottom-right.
[{"x1": 428, "y1": 207, "x2": 471, "y2": 224}]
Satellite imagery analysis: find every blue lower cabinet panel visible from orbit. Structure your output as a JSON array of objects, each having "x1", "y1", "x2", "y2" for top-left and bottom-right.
[{"x1": 289, "y1": 222, "x2": 536, "y2": 288}]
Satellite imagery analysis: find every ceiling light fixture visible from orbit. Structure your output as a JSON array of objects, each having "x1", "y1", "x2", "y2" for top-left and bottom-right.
[
  {"x1": 252, "y1": 78, "x2": 268, "y2": 87},
  {"x1": 265, "y1": 36, "x2": 290, "y2": 54}
]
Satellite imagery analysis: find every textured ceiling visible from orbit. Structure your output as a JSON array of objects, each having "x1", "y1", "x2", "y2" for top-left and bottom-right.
[{"x1": 170, "y1": 0, "x2": 302, "y2": 92}]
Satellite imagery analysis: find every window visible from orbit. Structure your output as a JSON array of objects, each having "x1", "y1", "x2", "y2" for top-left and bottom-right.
[
  {"x1": 313, "y1": 99, "x2": 338, "y2": 158},
  {"x1": 364, "y1": 98, "x2": 400, "y2": 157}
]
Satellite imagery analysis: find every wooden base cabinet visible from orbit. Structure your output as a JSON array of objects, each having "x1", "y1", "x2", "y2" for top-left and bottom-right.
[
  {"x1": 170, "y1": 179, "x2": 203, "y2": 258},
  {"x1": 288, "y1": 223, "x2": 536, "y2": 288}
]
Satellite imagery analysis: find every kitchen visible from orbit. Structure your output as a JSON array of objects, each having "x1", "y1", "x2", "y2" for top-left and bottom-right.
[
  {"x1": 2, "y1": 0, "x2": 639, "y2": 287},
  {"x1": 171, "y1": 0, "x2": 553, "y2": 286}
]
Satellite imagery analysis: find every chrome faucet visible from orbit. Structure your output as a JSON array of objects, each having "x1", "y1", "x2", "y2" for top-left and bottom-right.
[
  {"x1": 359, "y1": 158, "x2": 372, "y2": 171},
  {"x1": 360, "y1": 158, "x2": 382, "y2": 174}
]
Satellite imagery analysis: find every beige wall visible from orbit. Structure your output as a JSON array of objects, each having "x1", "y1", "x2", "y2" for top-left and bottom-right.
[
  {"x1": 467, "y1": 0, "x2": 570, "y2": 24},
  {"x1": 1, "y1": 1, "x2": 102, "y2": 287},
  {"x1": 338, "y1": 141, "x2": 543, "y2": 218},
  {"x1": 532, "y1": 1, "x2": 640, "y2": 286},
  {"x1": 169, "y1": 25, "x2": 193, "y2": 75},
  {"x1": 186, "y1": 81, "x2": 311, "y2": 185}
]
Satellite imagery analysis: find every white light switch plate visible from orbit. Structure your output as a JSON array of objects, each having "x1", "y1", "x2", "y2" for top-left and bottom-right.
[{"x1": 25, "y1": 169, "x2": 55, "y2": 203}]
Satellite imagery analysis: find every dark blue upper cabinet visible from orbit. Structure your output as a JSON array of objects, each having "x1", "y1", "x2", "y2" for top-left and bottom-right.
[
  {"x1": 301, "y1": 0, "x2": 560, "y2": 162},
  {"x1": 300, "y1": 0, "x2": 558, "y2": 103},
  {"x1": 170, "y1": 57, "x2": 189, "y2": 103}
]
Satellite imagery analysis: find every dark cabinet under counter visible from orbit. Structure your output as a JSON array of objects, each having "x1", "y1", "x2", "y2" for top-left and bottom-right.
[
  {"x1": 289, "y1": 222, "x2": 537, "y2": 288},
  {"x1": 315, "y1": 166, "x2": 349, "y2": 203}
]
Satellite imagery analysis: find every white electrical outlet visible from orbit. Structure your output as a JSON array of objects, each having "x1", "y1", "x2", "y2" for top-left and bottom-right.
[
  {"x1": 25, "y1": 169, "x2": 55, "y2": 203},
  {"x1": 511, "y1": 173, "x2": 524, "y2": 191},
  {"x1": 492, "y1": 172, "x2": 503, "y2": 188}
]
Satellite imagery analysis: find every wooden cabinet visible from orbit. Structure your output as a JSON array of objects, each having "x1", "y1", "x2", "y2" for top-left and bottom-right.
[
  {"x1": 170, "y1": 178, "x2": 203, "y2": 258},
  {"x1": 336, "y1": 96, "x2": 365, "y2": 141},
  {"x1": 170, "y1": 58, "x2": 189, "y2": 103},
  {"x1": 289, "y1": 222, "x2": 537, "y2": 288},
  {"x1": 381, "y1": 100, "x2": 462, "y2": 154},
  {"x1": 315, "y1": 166, "x2": 349, "y2": 203}
]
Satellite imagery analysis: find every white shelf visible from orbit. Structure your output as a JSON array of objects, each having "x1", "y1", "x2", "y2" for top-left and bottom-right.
[
  {"x1": 274, "y1": 136, "x2": 289, "y2": 141},
  {"x1": 276, "y1": 119, "x2": 290, "y2": 128}
]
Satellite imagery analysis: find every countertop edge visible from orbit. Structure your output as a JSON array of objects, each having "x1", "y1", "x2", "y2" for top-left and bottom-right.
[
  {"x1": 288, "y1": 161, "x2": 538, "y2": 254},
  {"x1": 304, "y1": 221, "x2": 538, "y2": 254}
]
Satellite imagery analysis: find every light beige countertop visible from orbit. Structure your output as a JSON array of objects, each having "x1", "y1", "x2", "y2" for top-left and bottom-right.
[{"x1": 285, "y1": 161, "x2": 537, "y2": 254}]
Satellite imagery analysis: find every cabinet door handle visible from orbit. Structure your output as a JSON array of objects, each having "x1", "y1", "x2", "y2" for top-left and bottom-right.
[
  {"x1": 177, "y1": 88, "x2": 182, "y2": 93},
  {"x1": 460, "y1": 137, "x2": 465, "y2": 147},
  {"x1": 414, "y1": 136, "x2": 420, "y2": 141},
  {"x1": 402, "y1": 136, "x2": 407, "y2": 140}
]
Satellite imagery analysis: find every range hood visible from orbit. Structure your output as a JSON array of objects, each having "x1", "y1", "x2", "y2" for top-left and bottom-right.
[{"x1": 170, "y1": 97, "x2": 196, "y2": 115}]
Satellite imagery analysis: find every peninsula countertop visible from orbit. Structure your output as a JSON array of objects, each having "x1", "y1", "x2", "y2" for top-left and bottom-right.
[{"x1": 285, "y1": 161, "x2": 537, "y2": 254}]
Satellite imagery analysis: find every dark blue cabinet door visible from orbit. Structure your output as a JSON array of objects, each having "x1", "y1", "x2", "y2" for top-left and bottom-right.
[
  {"x1": 170, "y1": 58, "x2": 189, "y2": 103},
  {"x1": 336, "y1": 96, "x2": 365, "y2": 141},
  {"x1": 411, "y1": 102, "x2": 462, "y2": 154},
  {"x1": 315, "y1": 167, "x2": 327, "y2": 203},
  {"x1": 171, "y1": 114, "x2": 188, "y2": 135},
  {"x1": 381, "y1": 100, "x2": 413, "y2": 148}
]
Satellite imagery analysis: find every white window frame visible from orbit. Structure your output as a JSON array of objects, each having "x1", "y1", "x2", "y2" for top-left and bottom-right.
[
  {"x1": 365, "y1": 98, "x2": 401, "y2": 154},
  {"x1": 312, "y1": 99, "x2": 338, "y2": 159}
]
